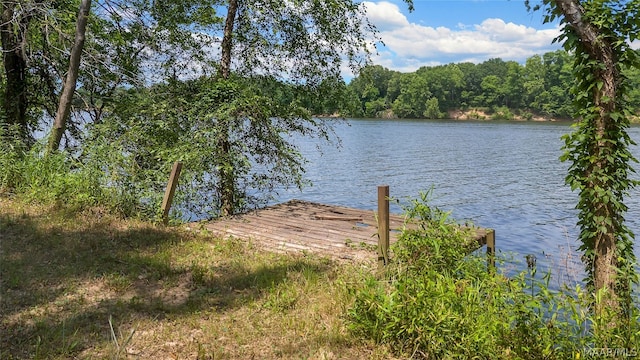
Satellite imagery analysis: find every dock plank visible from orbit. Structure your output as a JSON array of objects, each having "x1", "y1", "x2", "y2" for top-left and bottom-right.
[{"x1": 194, "y1": 199, "x2": 490, "y2": 261}]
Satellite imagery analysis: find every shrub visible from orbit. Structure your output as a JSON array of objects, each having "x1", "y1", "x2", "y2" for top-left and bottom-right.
[
  {"x1": 492, "y1": 106, "x2": 515, "y2": 120},
  {"x1": 521, "y1": 111, "x2": 534, "y2": 121},
  {"x1": 348, "y1": 193, "x2": 640, "y2": 359},
  {"x1": 423, "y1": 98, "x2": 444, "y2": 119},
  {"x1": 467, "y1": 109, "x2": 486, "y2": 120}
]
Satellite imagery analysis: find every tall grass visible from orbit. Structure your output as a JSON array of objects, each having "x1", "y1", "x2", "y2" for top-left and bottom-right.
[
  {"x1": 0, "y1": 143, "x2": 110, "y2": 210},
  {"x1": 0, "y1": 126, "x2": 154, "y2": 217}
]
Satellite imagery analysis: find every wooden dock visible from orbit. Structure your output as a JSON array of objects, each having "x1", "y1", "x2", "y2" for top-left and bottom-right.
[{"x1": 195, "y1": 198, "x2": 495, "y2": 263}]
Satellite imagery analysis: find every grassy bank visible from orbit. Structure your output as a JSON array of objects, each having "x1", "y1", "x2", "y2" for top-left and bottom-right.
[
  {"x1": 0, "y1": 198, "x2": 393, "y2": 359},
  {"x1": 4, "y1": 195, "x2": 639, "y2": 359}
]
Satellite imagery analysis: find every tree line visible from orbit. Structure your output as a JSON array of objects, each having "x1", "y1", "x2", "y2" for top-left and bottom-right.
[
  {"x1": 231, "y1": 49, "x2": 640, "y2": 122},
  {"x1": 340, "y1": 50, "x2": 640, "y2": 120}
]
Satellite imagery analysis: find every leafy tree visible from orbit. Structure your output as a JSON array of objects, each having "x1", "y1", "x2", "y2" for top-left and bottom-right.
[
  {"x1": 473, "y1": 58, "x2": 510, "y2": 108},
  {"x1": 82, "y1": 0, "x2": 415, "y2": 218},
  {"x1": 304, "y1": 75, "x2": 353, "y2": 116},
  {"x1": 87, "y1": 76, "x2": 324, "y2": 218},
  {"x1": 531, "y1": 0, "x2": 640, "y2": 318},
  {"x1": 479, "y1": 75, "x2": 503, "y2": 107},
  {"x1": 0, "y1": 0, "x2": 67, "y2": 144},
  {"x1": 626, "y1": 63, "x2": 640, "y2": 114},
  {"x1": 423, "y1": 97, "x2": 444, "y2": 119},
  {"x1": 523, "y1": 55, "x2": 547, "y2": 110},
  {"x1": 542, "y1": 50, "x2": 574, "y2": 116},
  {"x1": 348, "y1": 65, "x2": 399, "y2": 117},
  {"x1": 476, "y1": 58, "x2": 509, "y2": 79},
  {"x1": 419, "y1": 64, "x2": 465, "y2": 110},
  {"x1": 210, "y1": 0, "x2": 399, "y2": 215},
  {"x1": 392, "y1": 73, "x2": 432, "y2": 118},
  {"x1": 457, "y1": 62, "x2": 483, "y2": 108},
  {"x1": 384, "y1": 72, "x2": 404, "y2": 107},
  {"x1": 2, "y1": 0, "x2": 396, "y2": 217},
  {"x1": 0, "y1": 0, "x2": 222, "y2": 148},
  {"x1": 503, "y1": 61, "x2": 524, "y2": 108}
]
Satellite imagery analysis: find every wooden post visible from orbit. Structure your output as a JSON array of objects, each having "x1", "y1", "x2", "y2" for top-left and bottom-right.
[
  {"x1": 161, "y1": 161, "x2": 183, "y2": 225},
  {"x1": 486, "y1": 229, "x2": 496, "y2": 271},
  {"x1": 378, "y1": 185, "x2": 390, "y2": 271}
]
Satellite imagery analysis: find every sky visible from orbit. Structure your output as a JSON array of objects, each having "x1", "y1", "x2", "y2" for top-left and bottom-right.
[{"x1": 362, "y1": 0, "x2": 563, "y2": 73}]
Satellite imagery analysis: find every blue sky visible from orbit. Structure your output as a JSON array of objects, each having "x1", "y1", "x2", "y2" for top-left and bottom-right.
[{"x1": 362, "y1": 0, "x2": 563, "y2": 72}]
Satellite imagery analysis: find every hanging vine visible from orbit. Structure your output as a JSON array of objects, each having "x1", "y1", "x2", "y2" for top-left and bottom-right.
[{"x1": 531, "y1": 0, "x2": 640, "y2": 312}]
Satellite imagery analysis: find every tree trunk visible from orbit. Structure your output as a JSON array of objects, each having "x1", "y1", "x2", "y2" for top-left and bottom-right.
[
  {"x1": 554, "y1": 0, "x2": 619, "y2": 309},
  {"x1": 47, "y1": 0, "x2": 92, "y2": 153},
  {"x1": 1, "y1": 2, "x2": 29, "y2": 142},
  {"x1": 217, "y1": 0, "x2": 239, "y2": 217},
  {"x1": 220, "y1": 0, "x2": 238, "y2": 80}
]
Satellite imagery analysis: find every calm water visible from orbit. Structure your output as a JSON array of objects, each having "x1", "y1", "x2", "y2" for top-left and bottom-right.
[{"x1": 276, "y1": 119, "x2": 640, "y2": 280}]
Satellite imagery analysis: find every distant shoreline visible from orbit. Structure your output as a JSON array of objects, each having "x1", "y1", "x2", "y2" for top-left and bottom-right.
[
  {"x1": 445, "y1": 108, "x2": 571, "y2": 122},
  {"x1": 315, "y1": 108, "x2": 575, "y2": 122},
  {"x1": 315, "y1": 108, "x2": 640, "y2": 123}
]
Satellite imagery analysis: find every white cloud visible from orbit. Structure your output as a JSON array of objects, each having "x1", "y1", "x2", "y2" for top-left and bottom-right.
[
  {"x1": 362, "y1": 1, "x2": 561, "y2": 73},
  {"x1": 363, "y1": 1, "x2": 409, "y2": 31}
]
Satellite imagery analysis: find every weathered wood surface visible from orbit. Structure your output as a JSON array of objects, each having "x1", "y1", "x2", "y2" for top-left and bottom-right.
[
  {"x1": 378, "y1": 185, "x2": 390, "y2": 269},
  {"x1": 161, "y1": 161, "x2": 183, "y2": 225},
  {"x1": 195, "y1": 199, "x2": 492, "y2": 261}
]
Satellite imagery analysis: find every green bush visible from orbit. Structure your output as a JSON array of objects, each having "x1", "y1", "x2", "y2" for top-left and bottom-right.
[
  {"x1": 423, "y1": 97, "x2": 444, "y2": 119},
  {"x1": 467, "y1": 109, "x2": 486, "y2": 120},
  {"x1": 348, "y1": 193, "x2": 640, "y2": 359},
  {"x1": 492, "y1": 106, "x2": 515, "y2": 120},
  {"x1": 521, "y1": 111, "x2": 534, "y2": 121}
]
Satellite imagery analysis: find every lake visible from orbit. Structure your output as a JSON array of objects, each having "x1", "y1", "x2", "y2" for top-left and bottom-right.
[{"x1": 276, "y1": 118, "x2": 640, "y2": 282}]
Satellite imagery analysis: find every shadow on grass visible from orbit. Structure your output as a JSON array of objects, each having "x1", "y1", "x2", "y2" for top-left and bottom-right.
[{"x1": 0, "y1": 206, "x2": 332, "y2": 358}]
